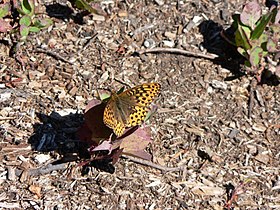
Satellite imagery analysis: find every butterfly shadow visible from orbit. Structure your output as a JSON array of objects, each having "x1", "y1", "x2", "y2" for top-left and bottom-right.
[
  {"x1": 28, "y1": 110, "x2": 116, "y2": 174},
  {"x1": 29, "y1": 111, "x2": 87, "y2": 157}
]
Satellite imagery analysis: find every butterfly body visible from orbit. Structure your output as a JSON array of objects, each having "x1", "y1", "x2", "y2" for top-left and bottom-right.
[{"x1": 103, "y1": 83, "x2": 161, "y2": 137}]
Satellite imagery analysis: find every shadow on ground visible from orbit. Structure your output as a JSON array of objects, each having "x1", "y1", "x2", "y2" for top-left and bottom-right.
[
  {"x1": 28, "y1": 111, "x2": 87, "y2": 155},
  {"x1": 28, "y1": 111, "x2": 116, "y2": 173},
  {"x1": 45, "y1": 2, "x2": 89, "y2": 24},
  {"x1": 198, "y1": 20, "x2": 245, "y2": 79},
  {"x1": 198, "y1": 20, "x2": 279, "y2": 86}
]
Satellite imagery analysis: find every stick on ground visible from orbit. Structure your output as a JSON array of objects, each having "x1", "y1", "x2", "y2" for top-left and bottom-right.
[
  {"x1": 122, "y1": 155, "x2": 186, "y2": 172},
  {"x1": 137, "y1": 47, "x2": 218, "y2": 60},
  {"x1": 35, "y1": 48, "x2": 73, "y2": 64}
]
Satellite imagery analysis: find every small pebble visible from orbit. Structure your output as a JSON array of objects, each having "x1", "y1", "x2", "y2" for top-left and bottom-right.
[
  {"x1": 144, "y1": 39, "x2": 156, "y2": 48},
  {"x1": 0, "y1": 91, "x2": 11, "y2": 102},
  {"x1": 252, "y1": 123, "x2": 266, "y2": 132},
  {"x1": 211, "y1": 80, "x2": 227, "y2": 90},
  {"x1": 162, "y1": 40, "x2": 175, "y2": 48},
  {"x1": 183, "y1": 15, "x2": 204, "y2": 33},
  {"x1": 228, "y1": 128, "x2": 239, "y2": 139},
  {"x1": 164, "y1": 31, "x2": 176, "y2": 39},
  {"x1": 34, "y1": 154, "x2": 51, "y2": 164},
  {"x1": 154, "y1": 0, "x2": 164, "y2": 6}
]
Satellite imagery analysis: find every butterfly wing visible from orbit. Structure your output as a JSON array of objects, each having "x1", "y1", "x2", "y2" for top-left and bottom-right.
[
  {"x1": 103, "y1": 93, "x2": 127, "y2": 136},
  {"x1": 104, "y1": 83, "x2": 161, "y2": 136},
  {"x1": 121, "y1": 83, "x2": 161, "y2": 127}
]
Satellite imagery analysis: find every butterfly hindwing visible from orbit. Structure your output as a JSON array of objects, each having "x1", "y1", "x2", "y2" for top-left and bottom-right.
[
  {"x1": 128, "y1": 106, "x2": 148, "y2": 127},
  {"x1": 103, "y1": 83, "x2": 161, "y2": 136}
]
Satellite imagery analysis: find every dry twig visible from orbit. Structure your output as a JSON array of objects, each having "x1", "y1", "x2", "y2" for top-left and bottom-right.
[
  {"x1": 77, "y1": 33, "x2": 98, "y2": 54},
  {"x1": 248, "y1": 78, "x2": 257, "y2": 118},
  {"x1": 137, "y1": 47, "x2": 218, "y2": 60},
  {"x1": 35, "y1": 48, "x2": 73, "y2": 64},
  {"x1": 0, "y1": 116, "x2": 16, "y2": 120},
  {"x1": 15, "y1": 163, "x2": 68, "y2": 177},
  {"x1": 122, "y1": 155, "x2": 186, "y2": 172}
]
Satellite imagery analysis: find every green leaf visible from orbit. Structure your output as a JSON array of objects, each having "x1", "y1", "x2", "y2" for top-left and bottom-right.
[
  {"x1": 20, "y1": 24, "x2": 29, "y2": 38},
  {"x1": 249, "y1": 46, "x2": 263, "y2": 67},
  {"x1": 262, "y1": 51, "x2": 268, "y2": 57},
  {"x1": 21, "y1": 0, "x2": 34, "y2": 16},
  {"x1": 270, "y1": 5, "x2": 279, "y2": 24},
  {"x1": 271, "y1": 24, "x2": 280, "y2": 34},
  {"x1": 43, "y1": 18, "x2": 53, "y2": 26},
  {"x1": 29, "y1": 26, "x2": 40, "y2": 32},
  {"x1": 232, "y1": 14, "x2": 240, "y2": 29},
  {"x1": 244, "y1": 60, "x2": 251, "y2": 67},
  {"x1": 19, "y1": 15, "x2": 31, "y2": 26},
  {"x1": 71, "y1": 0, "x2": 99, "y2": 14},
  {"x1": 0, "y1": 3, "x2": 10, "y2": 18},
  {"x1": 251, "y1": 10, "x2": 274, "y2": 40},
  {"x1": 241, "y1": 25, "x2": 251, "y2": 41},
  {"x1": 237, "y1": 47, "x2": 249, "y2": 59},
  {"x1": 266, "y1": 38, "x2": 277, "y2": 52},
  {"x1": 235, "y1": 23, "x2": 251, "y2": 50},
  {"x1": 250, "y1": 33, "x2": 268, "y2": 50},
  {"x1": 240, "y1": 0, "x2": 261, "y2": 29},
  {"x1": 259, "y1": 33, "x2": 268, "y2": 50},
  {"x1": 258, "y1": 33, "x2": 268, "y2": 44},
  {"x1": 33, "y1": 18, "x2": 53, "y2": 29},
  {"x1": 100, "y1": 92, "x2": 111, "y2": 101}
]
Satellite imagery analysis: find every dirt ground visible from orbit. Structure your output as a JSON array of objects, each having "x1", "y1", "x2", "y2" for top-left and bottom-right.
[{"x1": 0, "y1": 0, "x2": 279, "y2": 209}]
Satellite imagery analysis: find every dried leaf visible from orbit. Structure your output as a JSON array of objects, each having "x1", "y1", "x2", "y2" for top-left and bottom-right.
[
  {"x1": 0, "y1": 19, "x2": 12, "y2": 32},
  {"x1": 240, "y1": 0, "x2": 261, "y2": 29},
  {"x1": 29, "y1": 185, "x2": 42, "y2": 198},
  {"x1": 120, "y1": 127, "x2": 152, "y2": 160}
]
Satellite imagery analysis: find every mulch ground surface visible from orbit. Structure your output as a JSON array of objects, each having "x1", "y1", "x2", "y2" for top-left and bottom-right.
[{"x1": 0, "y1": 0, "x2": 279, "y2": 209}]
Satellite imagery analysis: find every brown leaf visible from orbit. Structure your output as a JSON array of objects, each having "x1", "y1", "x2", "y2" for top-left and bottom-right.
[
  {"x1": 29, "y1": 185, "x2": 42, "y2": 198},
  {"x1": 0, "y1": 19, "x2": 12, "y2": 33},
  {"x1": 120, "y1": 127, "x2": 152, "y2": 160}
]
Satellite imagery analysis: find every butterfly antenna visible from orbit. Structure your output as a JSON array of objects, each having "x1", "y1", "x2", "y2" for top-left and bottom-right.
[{"x1": 114, "y1": 78, "x2": 131, "y2": 89}]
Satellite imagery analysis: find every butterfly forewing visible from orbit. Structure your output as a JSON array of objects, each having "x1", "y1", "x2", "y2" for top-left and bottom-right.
[
  {"x1": 103, "y1": 83, "x2": 161, "y2": 136},
  {"x1": 103, "y1": 93, "x2": 127, "y2": 136}
]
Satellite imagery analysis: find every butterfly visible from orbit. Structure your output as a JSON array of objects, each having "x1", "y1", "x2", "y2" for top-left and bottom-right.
[{"x1": 103, "y1": 83, "x2": 161, "y2": 137}]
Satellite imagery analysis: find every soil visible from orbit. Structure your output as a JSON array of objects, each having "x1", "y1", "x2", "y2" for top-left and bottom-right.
[{"x1": 0, "y1": 0, "x2": 279, "y2": 209}]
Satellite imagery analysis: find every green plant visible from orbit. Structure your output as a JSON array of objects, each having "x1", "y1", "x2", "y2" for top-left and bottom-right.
[
  {"x1": 16, "y1": 0, "x2": 53, "y2": 40},
  {"x1": 0, "y1": 2, "x2": 12, "y2": 32},
  {"x1": 68, "y1": 0, "x2": 100, "y2": 14},
  {"x1": 226, "y1": 0, "x2": 280, "y2": 82},
  {"x1": 0, "y1": 0, "x2": 53, "y2": 41}
]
